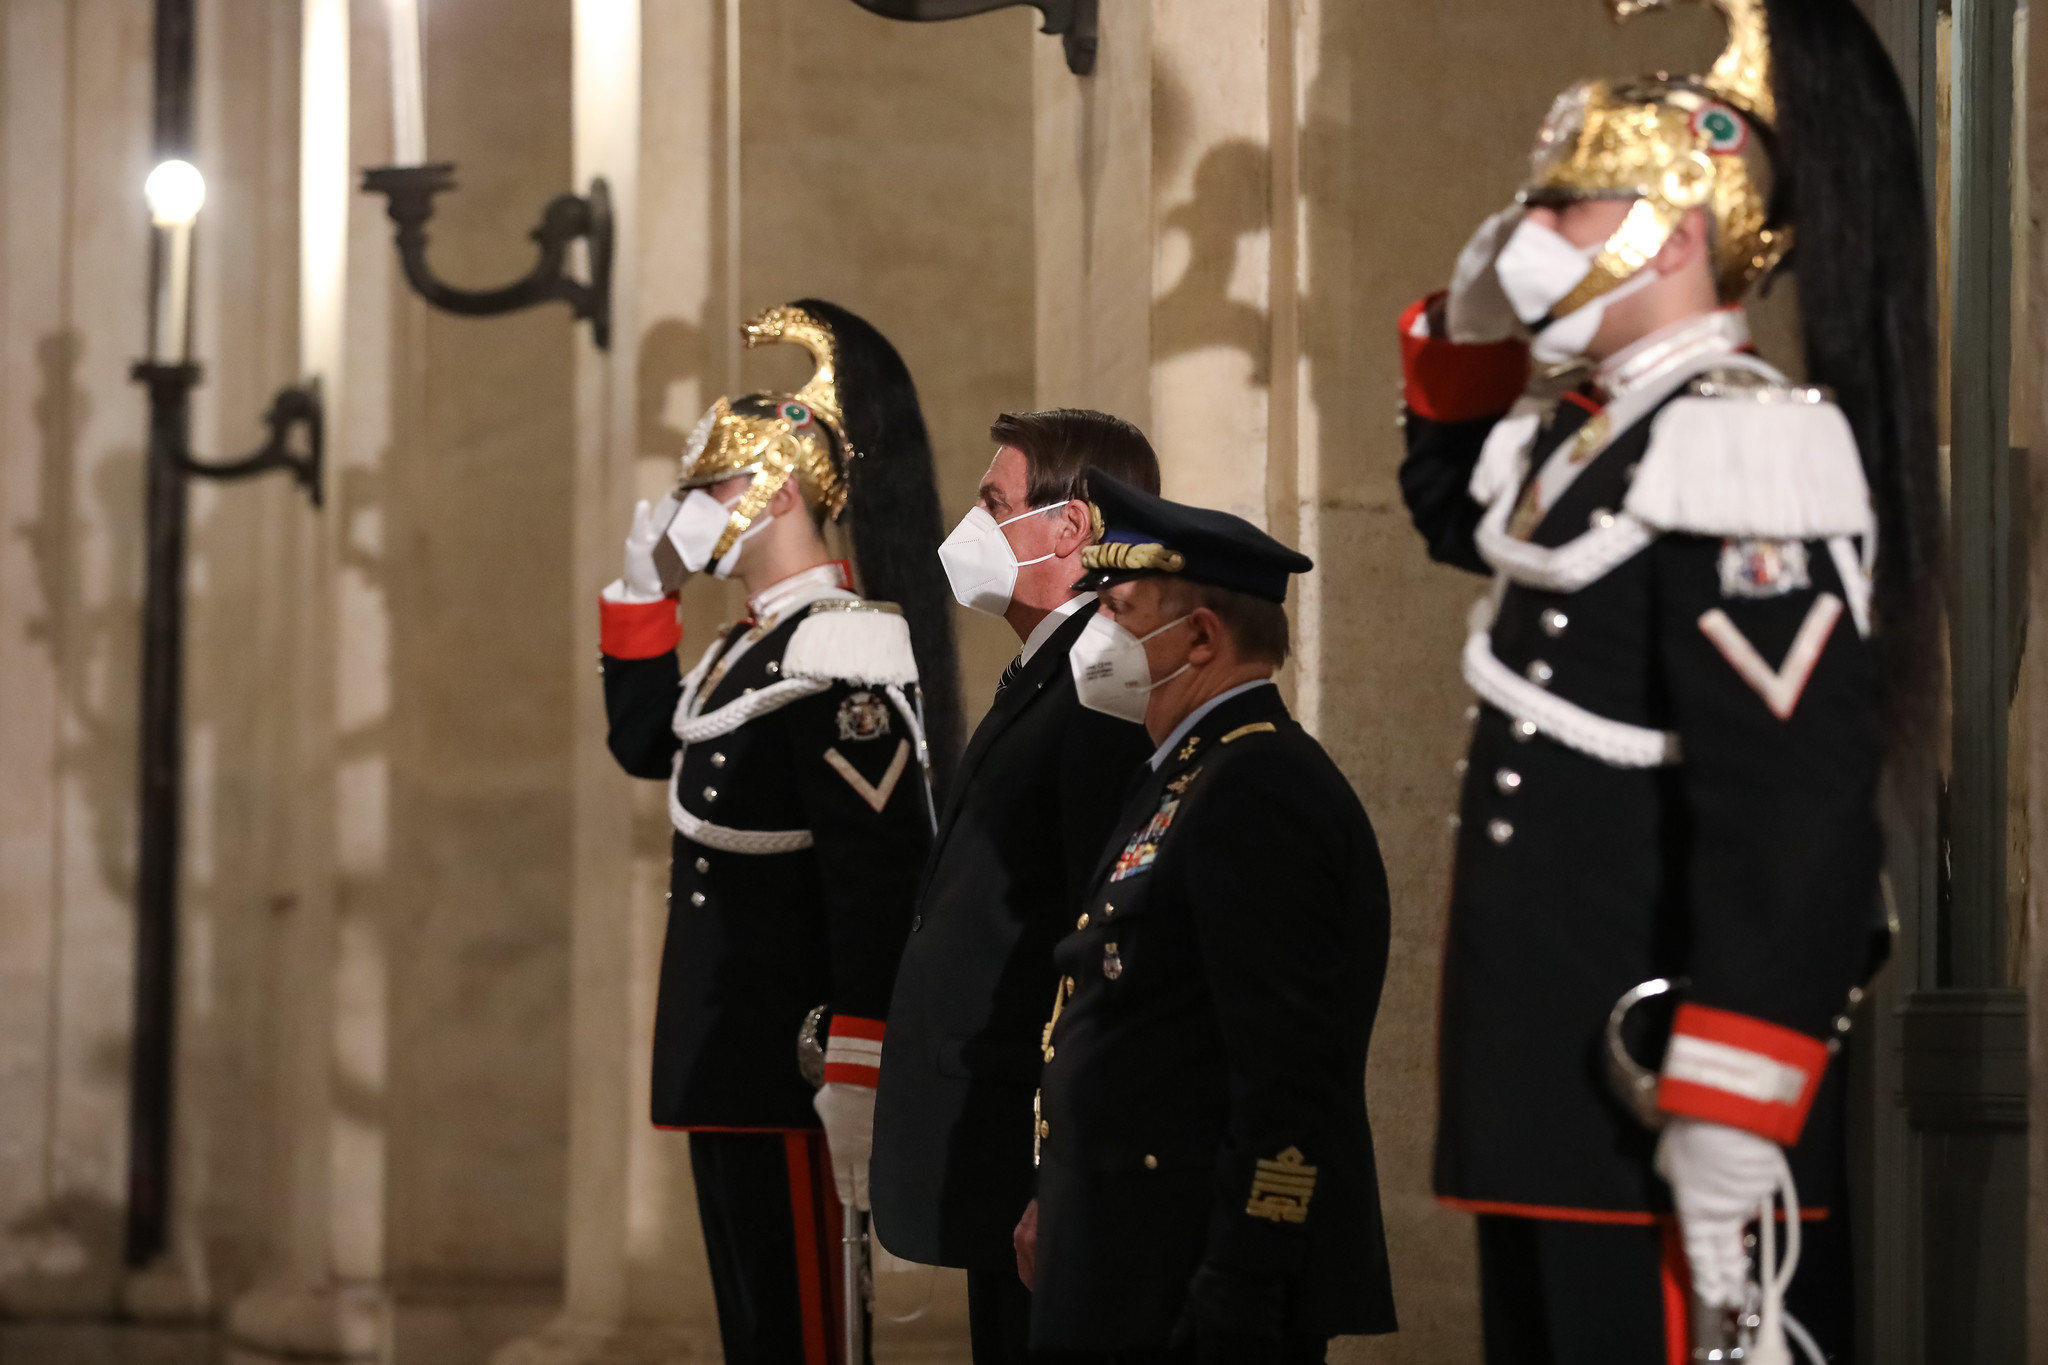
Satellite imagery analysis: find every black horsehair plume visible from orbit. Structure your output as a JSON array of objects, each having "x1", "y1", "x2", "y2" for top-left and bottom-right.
[
  {"x1": 1764, "y1": 0, "x2": 1943, "y2": 747},
  {"x1": 795, "y1": 298, "x2": 967, "y2": 787}
]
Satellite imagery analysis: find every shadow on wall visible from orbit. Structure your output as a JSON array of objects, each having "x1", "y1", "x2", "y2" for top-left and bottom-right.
[
  {"x1": 638, "y1": 315, "x2": 714, "y2": 460},
  {"x1": 1, "y1": 331, "x2": 145, "y2": 1316},
  {"x1": 24, "y1": 331, "x2": 142, "y2": 910},
  {"x1": 1154, "y1": 139, "x2": 1274, "y2": 387}
]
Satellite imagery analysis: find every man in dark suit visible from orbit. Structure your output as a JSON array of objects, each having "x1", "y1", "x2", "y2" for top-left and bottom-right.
[
  {"x1": 871, "y1": 410, "x2": 1161, "y2": 1362},
  {"x1": 1022, "y1": 475, "x2": 1397, "y2": 1362}
]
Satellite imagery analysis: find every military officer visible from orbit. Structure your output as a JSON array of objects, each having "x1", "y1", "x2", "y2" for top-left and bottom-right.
[
  {"x1": 872, "y1": 409, "x2": 1161, "y2": 1363},
  {"x1": 1396, "y1": 1, "x2": 1936, "y2": 1359},
  {"x1": 598, "y1": 301, "x2": 960, "y2": 1365},
  {"x1": 1020, "y1": 475, "x2": 1397, "y2": 1362}
]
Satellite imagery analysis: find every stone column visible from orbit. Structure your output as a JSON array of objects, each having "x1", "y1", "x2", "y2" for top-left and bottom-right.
[
  {"x1": 230, "y1": 1, "x2": 583, "y2": 1361},
  {"x1": 0, "y1": 0, "x2": 154, "y2": 1329},
  {"x1": 492, "y1": 4, "x2": 725, "y2": 1358}
]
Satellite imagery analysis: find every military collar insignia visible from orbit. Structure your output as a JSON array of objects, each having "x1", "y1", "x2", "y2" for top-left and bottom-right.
[
  {"x1": 1166, "y1": 764, "x2": 1203, "y2": 795},
  {"x1": 1177, "y1": 737, "x2": 1202, "y2": 763}
]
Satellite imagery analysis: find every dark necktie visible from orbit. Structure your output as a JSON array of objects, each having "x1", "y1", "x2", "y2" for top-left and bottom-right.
[{"x1": 994, "y1": 653, "x2": 1025, "y2": 700}]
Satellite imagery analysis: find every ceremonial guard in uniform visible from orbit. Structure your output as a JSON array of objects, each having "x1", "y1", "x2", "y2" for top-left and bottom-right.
[
  {"x1": 598, "y1": 301, "x2": 962, "y2": 1365},
  {"x1": 1023, "y1": 476, "x2": 1397, "y2": 1361},
  {"x1": 871, "y1": 411, "x2": 1162, "y2": 1362},
  {"x1": 1397, "y1": 1, "x2": 1937, "y2": 1359}
]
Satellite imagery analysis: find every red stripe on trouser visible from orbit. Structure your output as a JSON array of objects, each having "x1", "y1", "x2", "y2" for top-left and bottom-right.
[
  {"x1": 785, "y1": 1133, "x2": 830, "y2": 1365},
  {"x1": 1660, "y1": 1221, "x2": 1690, "y2": 1365}
]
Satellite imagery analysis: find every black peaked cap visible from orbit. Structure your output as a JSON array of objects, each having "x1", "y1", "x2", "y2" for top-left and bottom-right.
[{"x1": 1074, "y1": 472, "x2": 1313, "y2": 603}]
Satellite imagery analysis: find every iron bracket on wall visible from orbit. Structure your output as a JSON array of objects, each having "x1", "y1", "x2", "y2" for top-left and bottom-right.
[
  {"x1": 847, "y1": 0, "x2": 1098, "y2": 75},
  {"x1": 132, "y1": 364, "x2": 324, "y2": 505},
  {"x1": 360, "y1": 163, "x2": 615, "y2": 350}
]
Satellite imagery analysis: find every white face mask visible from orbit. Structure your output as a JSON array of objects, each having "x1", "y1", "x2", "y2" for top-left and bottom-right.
[
  {"x1": 1494, "y1": 216, "x2": 1660, "y2": 365},
  {"x1": 937, "y1": 504, "x2": 1059, "y2": 616},
  {"x1": 661, "y1": 485, "x2": 773, "y2": 584},
  {"x1": 1068, "y1": 612, "x2": 1191, "y2": 725}
]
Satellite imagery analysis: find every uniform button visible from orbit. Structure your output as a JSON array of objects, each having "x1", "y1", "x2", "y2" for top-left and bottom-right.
[
  {"x1": 1464, "y1": 705, "x2": 1480, "y2": 722},
  {"x1": 911, "y1": 914, "x2": 923, "y2": 932},
  {"x1": 1077, "y1": 913, "x2": 1090, "y2": 930},
  {"x1": 1453, "y1": 758, "x2": 1469, "y2": 777},
  {"x1": 1495, "y1": 768, "x2": 1522, "y2": 794},
  {"x1": 1513, "y1": 718, "x2": 1539, "y2": 742},
  {"x1": 1540, "y1": 608, "x2": 1569, "y2": 638},
  {"x1": 1447, "y1": 814, "x2": 1462, "y2": 831},
  {"x1": 1144, "y1": 1155, "x2": 1159, "y2": 1171},
  {"x1": 695, "y1": 856, "x2": 710, "y2": 874},
  {"x1": 743, "y1": 687, "x2": 755, "y2": 695},
  {"x1": 703, "y1": 786, "x2": 718, "y2": 802},
  {"x1": 1488, "y1": 819, "x2": 1515, "y2": 845},
  {"x1": 1102, "y1": 903, "x2": 1115, "y2": 918},
  {"x1": 690, "y1": 891, "x2": 707, "y2": 907},
  {"x1": 1590, "y1": 508, "x2": 1616, "y2": 529},
  {"x1": 1526, "y1": 660, "x2": 1554, "y2": 686},
  {"x1": 711, "y1": 753, "x2": 727, "y2": 768},
  {"x1": 1037, "y1": 1119, "x2": 1051, "y2": 1139},
  {"x1": 766, "y1": 660, "x2": 781, "y2": 676}
]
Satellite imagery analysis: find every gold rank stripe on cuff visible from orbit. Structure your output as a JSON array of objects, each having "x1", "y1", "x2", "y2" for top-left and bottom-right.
[
  {"x1": 1222, "y1": 722, "x2": 1277, "y2": 744},
  {"x1": 1245, "y1": 1146, "x2": 1318, "y2": 1224}
]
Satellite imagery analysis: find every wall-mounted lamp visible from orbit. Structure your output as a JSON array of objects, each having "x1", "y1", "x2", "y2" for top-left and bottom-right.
[
  {"x1": 848, "y1": 0, "x2": 1098, "y2": 76},
  {"x1": 358, "y1": 0, "x2": 614, "y2": 347},
  {"x1": 126, "y1": 156, "x2": 323, "y2": 1269}
]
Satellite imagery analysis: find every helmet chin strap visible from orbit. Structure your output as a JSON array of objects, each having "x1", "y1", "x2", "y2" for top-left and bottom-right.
[
  {"x1": 1549, "y1": 195, "x2": 1687, "y2": 319},
  {"x1": 710, "y1": 468, "x2": 794, "y2": 565}
]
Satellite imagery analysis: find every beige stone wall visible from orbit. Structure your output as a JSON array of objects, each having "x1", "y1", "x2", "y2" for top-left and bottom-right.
[{"x1": 0, "y1": 4, "x2": 1878, "y2": 1364}]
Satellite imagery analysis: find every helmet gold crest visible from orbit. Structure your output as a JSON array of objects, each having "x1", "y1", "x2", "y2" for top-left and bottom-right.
[
  {"x1": 674, "y1": 304, "x2": 857, "y2": 563},
  {"x1": 1522, "y1": 0, "x2": 1785, "y2": 317}
]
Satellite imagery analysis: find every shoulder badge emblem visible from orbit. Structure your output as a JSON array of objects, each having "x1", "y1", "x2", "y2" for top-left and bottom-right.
[
  {"x1": 1718, "y1": 538, "x2": 1810, "y2": 599},
  {"x1": 836, "y1": 690, "x2": 892, "y2": 742}
]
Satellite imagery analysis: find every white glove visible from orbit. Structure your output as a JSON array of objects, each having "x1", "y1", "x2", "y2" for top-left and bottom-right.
[
  {"x1": 812, "y1": 1082, "x2": 875, "y2": 1211},
  {"x1": 1655, "y1": 1117, "x2": 1785, "y2": 1309},
  {"x1": 1445, "y1": 204, "x2": 1528, "y2": 344},
  {"x1": 608, "y1": 496, "x2": 678, "y2": 604}
]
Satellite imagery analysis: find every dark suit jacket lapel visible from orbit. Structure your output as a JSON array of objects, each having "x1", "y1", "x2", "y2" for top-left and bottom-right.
[{"x1": 925, "y1": 604, "x2": 1098, "y2": 871}]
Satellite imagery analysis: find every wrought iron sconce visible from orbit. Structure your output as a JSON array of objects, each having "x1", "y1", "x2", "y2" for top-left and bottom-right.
[
  {"x1": 848, "y1": 0, "x2": 1098, "y2": 76},
  {"x1": 132, "y1": 364, "x2": 324, "y2": 503},
  {"x1": 361, "y1": 163, "x2": 615, "y2": 350}
]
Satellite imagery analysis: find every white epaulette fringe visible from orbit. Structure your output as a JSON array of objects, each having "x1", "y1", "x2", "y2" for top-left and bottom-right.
[
  {"x1": 1625, "y1": 394, "x2": 1874, "y2": 540},
  {"x1": 784, "y1": 601, "x2": 920, "y2": 687},
  {"x1": 1467, "y1": 403, "x2": 1545, "y2": 507}
]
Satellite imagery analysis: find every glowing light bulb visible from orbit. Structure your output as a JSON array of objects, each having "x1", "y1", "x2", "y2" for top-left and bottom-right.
[{"x1": 144, "y1": 160, "x2": 207, "y2": 227}]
